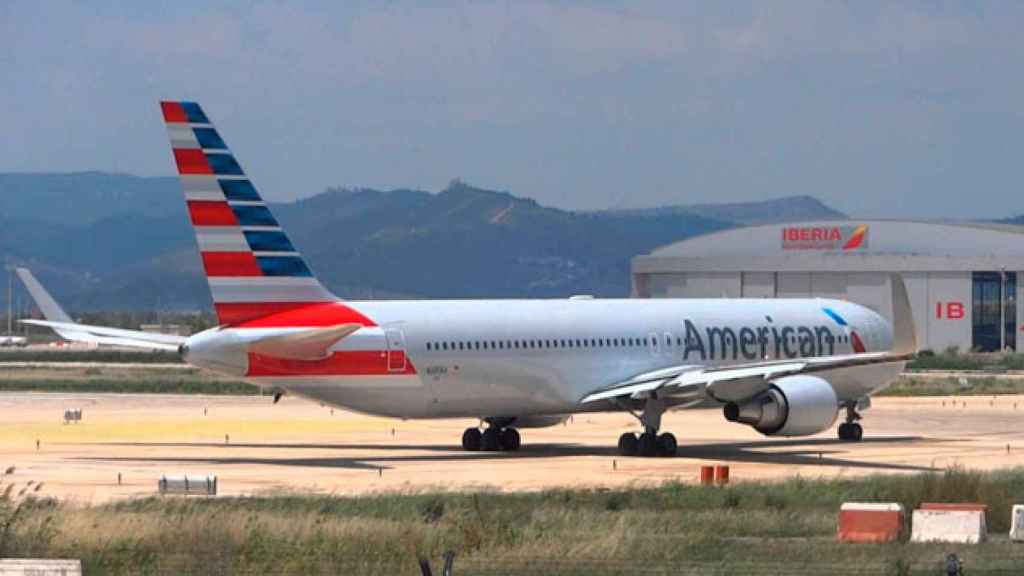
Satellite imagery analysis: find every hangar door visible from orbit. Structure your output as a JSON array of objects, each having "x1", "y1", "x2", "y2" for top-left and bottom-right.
[{"x1": 972, "y1": 272, "x2": 1016, "y2": 352}]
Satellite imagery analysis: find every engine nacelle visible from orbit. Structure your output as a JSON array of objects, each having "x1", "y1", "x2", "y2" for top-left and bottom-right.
[{"x1": 723, "y1": 375, "x2": 839, "y2": 437}]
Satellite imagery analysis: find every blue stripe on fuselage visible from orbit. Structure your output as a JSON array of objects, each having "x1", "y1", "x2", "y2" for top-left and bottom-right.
[{"x1": 823, "y1": 307, "x2": 847, "y2": 326}]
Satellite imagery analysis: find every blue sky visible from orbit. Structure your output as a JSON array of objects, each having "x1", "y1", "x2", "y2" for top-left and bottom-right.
[{"x1": 1, "y1": 1, "x2": 1020, "y2": 218}]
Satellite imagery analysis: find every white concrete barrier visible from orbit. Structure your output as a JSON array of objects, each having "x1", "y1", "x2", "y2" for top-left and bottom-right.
[
  {"x1": 1011, "y1": 504, "x2": 1024, "y2": 542},
  {"x1": 911, "y1": 507, "x2": 987, "y2": 544},
  {"x1": 0, "y1": 559, "x2": 82, "y2": 576}
]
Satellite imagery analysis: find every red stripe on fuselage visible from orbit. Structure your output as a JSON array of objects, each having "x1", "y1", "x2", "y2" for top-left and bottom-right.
[
  {"x1": 161, "y1": 101, "x2": 188, "y2": 123},
  {"x1": 202, "y1": 252, "x2": 262, "y2": 277},
  {"x1": 247, "y1": 350, "x2": 415, "y2": 377},
  {"x1": 188, "y1": 201, "x2": 239, "y2": 226},
  {"x1": 229, "y1": 301, "x2": 377, "y2": 328},
  {"x1": 173, "y1": 148, "x2": 213, "y2": 175},
  {"x1": 850, "y1": 332, "x2": 867, "y2": 353}
]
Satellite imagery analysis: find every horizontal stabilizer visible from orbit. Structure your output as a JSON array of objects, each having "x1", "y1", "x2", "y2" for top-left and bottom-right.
[{"x1": 247, "y1": 323, "x2": 362, "y2": 360}]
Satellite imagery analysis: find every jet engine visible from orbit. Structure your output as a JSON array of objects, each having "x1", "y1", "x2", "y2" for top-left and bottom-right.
[{"x1": 723, "y1": 375, "x2": 839, "y2": 437}]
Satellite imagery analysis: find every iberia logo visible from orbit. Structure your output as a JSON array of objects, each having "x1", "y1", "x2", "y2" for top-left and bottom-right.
[
  {"x1": 823, "y1": 308, "x2": 866, "y2": 353},
  {"x1": 782, "y1": 224, "x2": 868, "y2": 251}
]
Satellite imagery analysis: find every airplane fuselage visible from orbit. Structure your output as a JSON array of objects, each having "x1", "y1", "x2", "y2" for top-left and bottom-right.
[{"x1": 186, "y1": 297, "x2": 901, "y2": 420}]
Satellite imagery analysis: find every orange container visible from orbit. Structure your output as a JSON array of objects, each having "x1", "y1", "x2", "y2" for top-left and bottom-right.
[
  {"x1": 838, "y1": 503, "x2": 905, "y2": 543},
  {"x1": 699, "y1": 465, "x2": 714, "y2": 485},
  {"x1": 714, "y1": 465, "x2": 730, "y2": 485}
]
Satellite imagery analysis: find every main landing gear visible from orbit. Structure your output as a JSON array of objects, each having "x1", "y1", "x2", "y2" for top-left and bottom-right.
[
  {"x1": 837, "y1": 401, "x2": 864, "y2": 442},
  {"x1": 617, "y1": 397, "x2": 677, "y2": 457},
  {"x1": 461, "y1": 423, "x2": 521, "y2": 452}
]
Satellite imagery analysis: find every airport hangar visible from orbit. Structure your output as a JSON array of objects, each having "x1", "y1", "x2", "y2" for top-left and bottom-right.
[{"x1": 631, "y1": 220, "x2": 1024, "y2": 354}]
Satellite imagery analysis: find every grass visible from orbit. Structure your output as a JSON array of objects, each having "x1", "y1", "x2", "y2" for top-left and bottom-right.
[
  {"x1": 3, "y1": 468, "x2": 1024, "y2": 575},
  {"x1": 0, "y1": 349, "x2": 183, "y2": 364},
  {"x1": 907, "y1": 349, "x2": 1024, "y2": 372},
  {"x1": 0, "y1": 377, "x2": 258, "y2": 395},
  {"x1": 879, "y1": 376, "x2": 1024, "y2": 397},
  {"x1": 0, "y1": 365, "x2": 257, "y2": 396}
]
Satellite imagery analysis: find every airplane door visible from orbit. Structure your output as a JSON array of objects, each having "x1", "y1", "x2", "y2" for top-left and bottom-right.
[{"x1": 385, "y1": 328, "x2": 407, "y2": 373}]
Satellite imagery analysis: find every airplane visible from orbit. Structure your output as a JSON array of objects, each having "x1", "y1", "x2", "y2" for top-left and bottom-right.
[
  {"x1": 16, "y1": 267, "x2": 184, "y2": 351},
  {"x1": 22, "y1": 101, "x2": 918, "y2": 457}
]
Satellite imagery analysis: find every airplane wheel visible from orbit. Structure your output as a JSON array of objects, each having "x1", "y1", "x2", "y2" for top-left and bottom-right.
[
  {"x1": 618, "y1": 433, "x2": 638, "y2": 456},
  {"x1": 838, "y1": 423, "x2": 864, "y2": 442},
  {"x1": 657, "y1": 433, "x2": 677, "y2": 457},
  {"x1": 482, "y1": 428, "x2": 502, "y2": 451},
  {"x1": 638, "y1": 432, "x2": 658, "y2": 457},
  {"x1": 500, "y1": 428, "x2": 521, "y2": 451},
  {"x1": 461, "y1": 428, "x2": 482, "y2": 451}
]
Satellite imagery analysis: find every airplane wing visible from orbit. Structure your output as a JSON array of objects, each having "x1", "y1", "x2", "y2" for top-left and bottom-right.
[
  {"x1": 581, "y1": 274, "x2": 917, "y2": 406},
  {"x1": 16, "y1": 267, "x2": 186, "y2": 351},
  {"x1": 19, "y1": 319, "x2": 186, "y2": 351}
]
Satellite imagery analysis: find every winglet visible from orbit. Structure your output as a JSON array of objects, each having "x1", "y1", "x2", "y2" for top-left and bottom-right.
[
  {"x1": 15, "y1": 268, "x2": 73, "y2": 323},
  {"x1": 890, "y1": 274, "x2": 918, "y2": 356}
]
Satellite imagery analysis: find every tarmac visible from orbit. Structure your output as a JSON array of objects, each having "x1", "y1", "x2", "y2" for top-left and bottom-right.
[{"x1": 2, "y1": 392, "x2": 1023, "y2": 504}]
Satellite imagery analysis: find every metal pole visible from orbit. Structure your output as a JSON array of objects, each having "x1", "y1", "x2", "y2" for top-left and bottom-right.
[
  {"x1": 6, "y1": 267, "x2": 12, "y2": 337},
  {"x1": 1001, "y1": 268, "x2": 1007, "y2": 352}
]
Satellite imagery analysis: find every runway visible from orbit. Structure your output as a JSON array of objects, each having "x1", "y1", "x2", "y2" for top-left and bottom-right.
[{"x1": 2, "y1": 392, "x2": 1023, "y2": 503}]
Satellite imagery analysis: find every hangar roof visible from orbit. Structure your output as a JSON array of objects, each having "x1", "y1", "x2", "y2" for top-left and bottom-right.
[{"x1": 635, "y1": 220, "x2": 1024, "y2": 273}]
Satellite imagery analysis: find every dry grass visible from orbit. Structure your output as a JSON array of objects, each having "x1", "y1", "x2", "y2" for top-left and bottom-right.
[{"x1": 4, "y1": 468, "x2": 1024, "y2": 574}]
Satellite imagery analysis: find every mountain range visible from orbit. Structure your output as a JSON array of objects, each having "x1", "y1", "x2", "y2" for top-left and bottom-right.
[{"x1": 0, "y1": 172, "x2": 846, "y2": 312}]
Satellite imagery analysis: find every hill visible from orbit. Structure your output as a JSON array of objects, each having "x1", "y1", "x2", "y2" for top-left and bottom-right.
[
  {"x1": 0, "y1": 173, "x2": 846, "y2": 312},
  {"x1": 601, "y1": 195, "x2": 846, "y2": 225}
]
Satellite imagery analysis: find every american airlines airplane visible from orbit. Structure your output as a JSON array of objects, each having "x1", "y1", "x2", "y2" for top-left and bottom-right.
[{"x1": 23, "y1": 101, "x2": 918, "y2": 457}]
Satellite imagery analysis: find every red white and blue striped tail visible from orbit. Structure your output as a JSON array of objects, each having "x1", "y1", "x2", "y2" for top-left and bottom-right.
[{"x1": 161, "y1": 101, "x2": 338, "y2": 326}]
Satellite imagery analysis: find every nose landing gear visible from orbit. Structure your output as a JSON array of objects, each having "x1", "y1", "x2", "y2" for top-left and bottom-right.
[{"x1": 837, "y1": 401, "x2": 864, "y2": 442}]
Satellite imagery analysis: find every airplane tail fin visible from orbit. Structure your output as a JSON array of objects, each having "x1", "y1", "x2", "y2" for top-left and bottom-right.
[
  {"x1": 160, "y1": 101, "x2": 337, "y2": 325},
  {"x1": 15, "y1": 268, "x2": 72, "y2": 324},
  {"x1": 889, "y1": 274, "x2": 918, "y2": 356}
]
